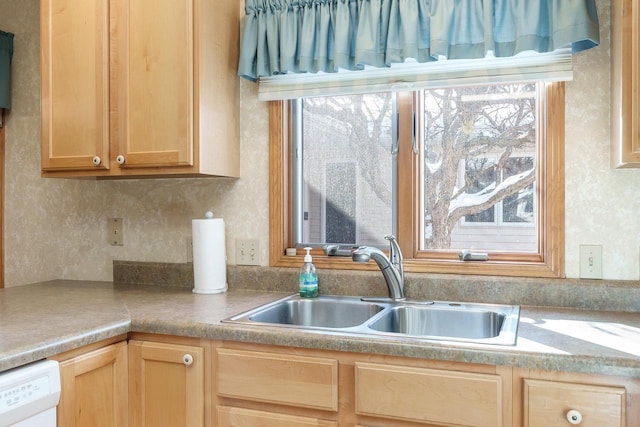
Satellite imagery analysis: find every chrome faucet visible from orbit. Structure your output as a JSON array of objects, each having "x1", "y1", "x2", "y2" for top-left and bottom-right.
[{"x1": 352, "y1": 235, "x2": 405, "y2": 300}]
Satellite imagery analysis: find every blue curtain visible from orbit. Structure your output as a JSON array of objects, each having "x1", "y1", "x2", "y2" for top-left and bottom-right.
[
  {"x1": 238, "y1": 0, "x2": 600, "y2": 82},
  {"x1": 0, "y1": 31, "x2": 14, "y2": 109}
]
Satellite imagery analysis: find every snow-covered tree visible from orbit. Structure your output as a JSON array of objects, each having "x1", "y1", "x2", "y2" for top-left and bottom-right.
[{"x1": 423, "y1": 84, "x2": 537, "y2": 248}]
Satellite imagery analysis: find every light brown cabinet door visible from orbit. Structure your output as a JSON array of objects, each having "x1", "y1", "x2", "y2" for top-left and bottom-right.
[
  {"x1": 217, "y1": 406, "x2": 337, "y2": 427},
  {"x1": 355, "y1": 362, "x2": 503, "y2": 427},
  {"x1": 114, "y1": 0, "x2": 193, "y2": 169},
  {"x1": 523, "y1": 379, "x2": 625, "y2": 427},
  {"x1": 40, "y1": 0, "x2": 110, "y2": 172},
  {"x1": 128, "y1": 339, "x2": 204, "y2": 427},
  {"x1": 216, "y1": 348, "x2": 339, "y2": 412},
  {"x1": 57, "y1": 341, "x2": 128, "y2": 427},
  {"x1": 611, "y1": 0, "x2": 640, "y2": 167}
]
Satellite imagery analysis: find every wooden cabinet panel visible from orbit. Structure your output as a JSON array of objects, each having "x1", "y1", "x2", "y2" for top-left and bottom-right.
[
  {"x1": 611, "y1": 0, "x2": 640, "y2": 167},
  {"x1": 523, "y1": 379, "x2": 625, "y2": 427},
  {"x1": 216, "y1": 406, "x2": 337, "y2": 427},
  {"x1": 56, "y1": 341, "x2": 128, "y2": 427},
  {"x1": 216, "y1": 348, "x2": 339, "y2": 412},
  {"x1": 40, "y1": 0, "x2": 110, "y2": 172},
  {"x1": 355, "y1": 362, "x2": 503, "y2": 427},
  {"x1": 128, "y1": 339, "x2": 204, "y2": 427},
  {"x1": 115, "y1": 0, "x2": 193, "y2": 169}
]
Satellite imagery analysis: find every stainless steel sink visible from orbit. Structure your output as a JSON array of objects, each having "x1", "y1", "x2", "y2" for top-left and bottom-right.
[
  {"x1": 245, "y1": 297, "x2": 384, "y2": 328},
  {"x1": 368, "y1": 304, "x2": 509, "y2": 339},
  {"x1": 223, "y1": 294, "x2": 520, "y2": 346}
]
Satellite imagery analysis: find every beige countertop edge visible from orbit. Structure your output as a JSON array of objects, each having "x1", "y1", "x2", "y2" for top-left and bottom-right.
[
  {"x1": 0, "y1": 321, "x2": 131, "y2": 373},
  {"x1": 128, "y1": 319, "x2": 640, "y2": 379}
]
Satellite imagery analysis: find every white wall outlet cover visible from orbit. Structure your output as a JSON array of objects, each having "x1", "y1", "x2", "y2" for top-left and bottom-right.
[{"x1": 236, "y1": 239, "x2": 260, "y2": 265}]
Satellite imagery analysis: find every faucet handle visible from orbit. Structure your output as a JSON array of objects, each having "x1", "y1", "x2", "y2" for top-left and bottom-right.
[
  {"x1": 384, "y1": 235, "x2": 404, "y2": 283},
  {"x1": 384, "y1": 234, "x2": 400, "y2": 259}
]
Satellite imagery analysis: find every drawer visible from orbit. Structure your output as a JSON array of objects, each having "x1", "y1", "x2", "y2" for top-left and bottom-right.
[
  {"x1": 355, "y1": 362, "x2": 503, "y2": 427},
  {"x1": 523, "y1": 379, "x2": 625, "y2": 427},
  {"x1": 216, "y1": 348, "x2": 338, "y2": 411},
  {"x1": 216, "y1": 406, "x2": 337, "y2": 427}
]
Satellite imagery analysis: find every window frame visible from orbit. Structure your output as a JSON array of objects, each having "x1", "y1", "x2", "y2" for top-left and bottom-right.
[{"x1": 268, "y1": 83, "x2": 565, "y2": 278}]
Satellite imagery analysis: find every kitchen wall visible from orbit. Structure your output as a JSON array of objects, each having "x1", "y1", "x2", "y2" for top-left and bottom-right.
[{"x1": 0, "y1": 0, "x2": 637, "y2": 287}]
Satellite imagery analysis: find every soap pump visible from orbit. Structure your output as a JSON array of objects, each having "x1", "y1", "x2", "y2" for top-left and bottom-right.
[{"x1": 298, "y1": 247, "x2": 318, "y2": 298}]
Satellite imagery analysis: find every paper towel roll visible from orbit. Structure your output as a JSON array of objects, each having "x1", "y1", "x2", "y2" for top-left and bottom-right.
[{"x1": 192, "y1": 213, "x2": 227, "y2": 294}]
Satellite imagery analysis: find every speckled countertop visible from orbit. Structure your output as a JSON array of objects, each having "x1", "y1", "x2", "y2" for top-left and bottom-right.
[{"x1": 1, "y1": 278, "x2": 640, "y2": 379}]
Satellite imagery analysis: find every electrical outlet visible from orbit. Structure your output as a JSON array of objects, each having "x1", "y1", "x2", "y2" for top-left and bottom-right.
[
  {"x1": 579, "y1": 244, "x2": 602, "y2": 279},
  {"x1": 236, "y1": 239, "x2": 260, "y2": 265},
  {"x1": 108, "y1": 218, "x2": 124, "y2": 246}
]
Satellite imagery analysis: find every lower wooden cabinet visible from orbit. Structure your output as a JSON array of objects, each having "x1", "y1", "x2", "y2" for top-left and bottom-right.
[
  {"x1": 216, "y1": 348, "x2": 339, "y2": 412},
  {"x1": 515, "y1": 368, "x2": 640, "y2": 427},
  {"x1": 217, "y1": 405, "x2": 338, "y2": 427},
  {"x1": 523, "y1": 379, "x2": 625, "y2": 427},
  {"x1": 355, "y1": 362, "x2": 504, "y2": 427},
  {"x1": 128, "y1": 338, "x2": 206, "y2": 427},
  {"x1": 48, "y1": 335, "x2": 640, "y2": 427},
  {"x1": 53, "y1": 340, "x2": 128, "y2": 427},
  {"x1": 214, "y1": 342, "x2": 512, "y2": 427},
  {"x1": 215, "y1": 345, "x2": 339, "y2": 426}
]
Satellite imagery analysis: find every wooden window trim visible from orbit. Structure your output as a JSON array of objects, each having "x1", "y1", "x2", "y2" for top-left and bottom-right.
[{"x1": 268, "y1": 83, "x2": 565, "y2": 278}]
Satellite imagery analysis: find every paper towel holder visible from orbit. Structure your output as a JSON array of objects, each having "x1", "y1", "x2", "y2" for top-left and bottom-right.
[{"x1": 192, "y1": 211, "x2": 228, "y2": 294}]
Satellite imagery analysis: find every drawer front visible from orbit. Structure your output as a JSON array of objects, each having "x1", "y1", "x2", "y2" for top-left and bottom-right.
[
  {"x1": 523, "y1": 379, "x2": 625, "y2": 427},
  {"x1": 355, "y1": 362, "x2": 502, "y2": 427},
  {"x1": 216, "y1": 348, "x2": 338, "y2": 411},
  {"x1": 216, "y1": 406, "x2": 337, "y2": 427}
]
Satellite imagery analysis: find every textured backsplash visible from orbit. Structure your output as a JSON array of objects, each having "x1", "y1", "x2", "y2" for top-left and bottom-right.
[{"x1": 114, "y1": 261, "x2": 640, "y2": 312}]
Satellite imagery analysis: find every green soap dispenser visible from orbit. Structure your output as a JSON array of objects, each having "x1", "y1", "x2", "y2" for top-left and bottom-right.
[{"x1": 299, "y1": 247, "x2": 318, "y2": 298}]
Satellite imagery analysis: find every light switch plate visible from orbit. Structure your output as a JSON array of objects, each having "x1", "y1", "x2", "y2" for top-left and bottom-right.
[{"x1": 579, "y1": 244, "x2": 602, "y2": 279}]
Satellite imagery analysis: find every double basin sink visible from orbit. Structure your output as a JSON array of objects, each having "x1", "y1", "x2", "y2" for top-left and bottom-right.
[{"x1": 223, "y1": 294, "x2": 520, "y2": 346}]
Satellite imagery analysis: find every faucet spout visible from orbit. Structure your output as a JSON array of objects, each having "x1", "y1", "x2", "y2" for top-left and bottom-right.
[{"x1": 352, "y1": 237, "x2": 405, "y2": 300}]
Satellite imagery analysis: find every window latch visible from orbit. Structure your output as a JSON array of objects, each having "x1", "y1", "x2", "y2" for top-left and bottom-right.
[{"x1": 458, "y1": 250, "x2": 489, "y2": 262}]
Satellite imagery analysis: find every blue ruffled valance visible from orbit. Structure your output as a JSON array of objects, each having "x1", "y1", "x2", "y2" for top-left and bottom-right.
[
  {"x1": 0, "y1": 30, "x2": 14, "y2": 109},
  {"x1": 238, "y1": 0, "x2": 600, "y2": 82}
]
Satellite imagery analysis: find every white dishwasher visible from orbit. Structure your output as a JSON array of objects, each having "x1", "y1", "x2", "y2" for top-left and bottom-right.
[{"x1": 0, "y1": 360, "x2": 60, "y2": 426}]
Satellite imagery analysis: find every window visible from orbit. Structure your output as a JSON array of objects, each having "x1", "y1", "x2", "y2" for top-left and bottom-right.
[
  {"x1": 269, "y1": 82, "x2": 565, "y2": 278},
  {"x1": 295, "y1": 94, "x2": 393, "y2": 248}
]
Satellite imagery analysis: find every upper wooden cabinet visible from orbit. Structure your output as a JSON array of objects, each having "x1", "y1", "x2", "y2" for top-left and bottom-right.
[
  {"x1": 40, "y1": 0, "x2": 110, "y2": 173},
  {"x1": 611, "y1": 0, "x2": 640, "y2": 168},
  {"x1": 40, "y1": 0, "x2": 240, "y2": 178}
]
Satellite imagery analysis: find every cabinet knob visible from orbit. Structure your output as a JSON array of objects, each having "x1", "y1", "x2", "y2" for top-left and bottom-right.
[
  {"x1": 182, "y1": 354, "x2": 194, "y2": 366},
  {"x1": 92, "y1": 156, "x2": 102, "y2": 166},
  {"x1": 566, "y1": 409, "x2": 583, "y2": 425},
  {"x1": 116, "y1": 155, "x2": 126, "y2": 165}
]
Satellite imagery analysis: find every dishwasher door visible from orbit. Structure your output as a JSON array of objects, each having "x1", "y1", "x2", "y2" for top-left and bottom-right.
[{"x1": 0, "y1": 359, "x2": 60, "y2": 426}]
